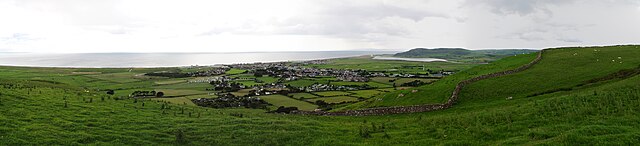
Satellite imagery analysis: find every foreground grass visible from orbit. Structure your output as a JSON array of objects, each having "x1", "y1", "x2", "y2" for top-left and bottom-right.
[{"x1": 2, "y1": 71, "x2": 640, "y2": 145}]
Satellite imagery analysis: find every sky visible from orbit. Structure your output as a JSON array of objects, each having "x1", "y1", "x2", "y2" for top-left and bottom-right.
[{"x1": 0, "y1": 0, "x2": 639, "y2": 53}]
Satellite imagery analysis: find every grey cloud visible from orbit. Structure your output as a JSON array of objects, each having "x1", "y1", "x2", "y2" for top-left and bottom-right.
[
  {"x1": 268, "y1": 1, "x2": 451, "y2": 40},
  {"x1": 466, "y1": 0, "x2": 574, "y2": 15},
  {"x1": 321, "y1": 2, "x2": 449, "y2": 21},
  {"x1": 558, "y1": 38, "x2": 582, "y2": 43},
  {"x1": 198, "y1": 1, "x2": 450, "y2": 42},
  {"x1": 467, "y1": 0, "x2": 640, "y2": 16}
]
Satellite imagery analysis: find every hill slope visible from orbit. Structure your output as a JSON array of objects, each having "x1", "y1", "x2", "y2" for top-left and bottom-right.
[
  {"x1": 1, "y1": 45, "x2": 640, "y2": 145},
  {"x1": 346, "y1": 45, "x2": 640, "y2": 110},
  {"x1": 458, "y1": 45, "x2": 640, "y2": 105},
  {"x1": 393, "y1": 48, "x2": 538, "y2": 63}
]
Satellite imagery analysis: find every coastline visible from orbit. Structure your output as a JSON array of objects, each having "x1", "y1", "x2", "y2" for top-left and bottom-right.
[{"x1": 0, "y1": 51, "x2": 396, "y2": 68}]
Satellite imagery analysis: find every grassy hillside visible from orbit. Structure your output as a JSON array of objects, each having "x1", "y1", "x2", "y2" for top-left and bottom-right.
[
  {"x1": 340, "y1": 52, "x2": 538, "y2": 110},
  {"x1": 393, "y1": 48, "x2": 538, "y2": 63},
  {"x1": 394, "y1": 48, "x2": 473, "y2": 57},
  {"x1": 1, "y1": 45, "x2": 640, "y2": 145},
  {"x1": 344, "y1": 45, "x2": 640, "y2": 110},
  {"x1": 459, "y1": 45, "x2": 640, "y2": 105}
]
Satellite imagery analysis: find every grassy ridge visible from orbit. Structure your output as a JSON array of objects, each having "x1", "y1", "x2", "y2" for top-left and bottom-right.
[
  {"x1": 459, "y1": 45, "x2": 640, "y2": 105},
  {"x1": 393, "y1": 48, "x2": 537, "y2": 63}
]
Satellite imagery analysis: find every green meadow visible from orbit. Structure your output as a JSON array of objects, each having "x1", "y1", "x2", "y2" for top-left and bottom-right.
[{"x1": 1, "y1": 45, "x2": 640, "y2": 145}]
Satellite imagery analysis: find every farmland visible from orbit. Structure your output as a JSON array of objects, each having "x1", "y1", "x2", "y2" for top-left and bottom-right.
[
  {"x1": 1, "y1": 45, "x2": 640, "y2": 145},
  {"x1": 307, "y1": 96, "x2": 359, "y2": 104},
  {"x1": 312, "y1": 91, "x2": 353, "y2": 97},
  {"x1": 259, "y1": 95, "x2": 318, "y2": 111},
  {"x1": 288, "y1": 93, "x2": 318, "y2": 99}
]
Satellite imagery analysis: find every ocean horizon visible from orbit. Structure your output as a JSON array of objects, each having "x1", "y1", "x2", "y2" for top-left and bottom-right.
[{"x1": 0, "y1": 51, "x2": 398, "y2": 68}]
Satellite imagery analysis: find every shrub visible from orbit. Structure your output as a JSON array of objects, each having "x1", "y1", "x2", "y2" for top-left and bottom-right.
[{"x1": 175, "y1": 128, "x2": 186, "y2": 144}]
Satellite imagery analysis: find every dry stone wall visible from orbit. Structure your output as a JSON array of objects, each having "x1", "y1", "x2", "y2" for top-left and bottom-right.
[{"x1": 292, "y1": 50, "x2": 545, "y2": 116}]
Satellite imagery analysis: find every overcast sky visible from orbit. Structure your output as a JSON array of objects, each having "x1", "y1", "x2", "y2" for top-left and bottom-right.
[{"x1": 0, "y1": 0, "x2": 639, "y2": 53}]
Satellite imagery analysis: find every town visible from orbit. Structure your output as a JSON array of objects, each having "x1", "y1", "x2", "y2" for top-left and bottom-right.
[{"x1": 136, "y1": 59, "x2": 456, "y2": 112}]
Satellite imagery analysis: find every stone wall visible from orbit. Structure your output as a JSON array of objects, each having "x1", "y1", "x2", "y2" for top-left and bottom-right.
[{"x1": 292, "y1": 50, "x2": 545, "y2": 116}]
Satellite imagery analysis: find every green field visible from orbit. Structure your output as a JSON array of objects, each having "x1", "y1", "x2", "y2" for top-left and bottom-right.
[
  {"x1": 312, "y1": 91, "x2": 353, "y2": 97},
  {"x1": 236, "y1": 80, "x2": 263, "y2": 87},
  {"x1": 258, "y1": 95, "x2": 318, "y2": 111},
  {"x1": 256, "y1": 76, "x2": 279, "y2": 83},
  {"x1": 154, "y1": 82, "x2": 211, "y2": 90},
  {"x1": 225, "y1": 68, "x2": 247, "y2": 75},
  {"x1": 87, "y1": 72, "x2": 143, "y2": 83},
  {"x1": 330, "y1": 81, "x2": 392, "y2": 88},
  {"x1": 156, "y1": 89, "x2": 210, "y2": 97},
  {"x1": 152, "y1": 97, "x2": 197, "y2": 106},
  {"x1": 307, "y1": 96, "x2": 360, "y2": 104},
  {"x1": 1, "y1": 45, "x2": 640, "y2": 145},
  {"x1": 154, "y1": 79, "x2": 186, "y2": 85},
  {"x1": 288, "y1": 93, "x2": 318, "y2": 99},
  {"x1": 393, "y1": 78, "x2": 436, "y2": 85},
  {"x1": 284, "y1": 79, "x2": 317, "y2": 87},
  {"x1": 370, "y1": 77, "x2": 436, "y2": 85},
  {"x1": 348, "y1": 90, "x2": 384, "y2": 98},
  {"x1": 370, "y1": 77, "x2": 396, "y2": 84}
]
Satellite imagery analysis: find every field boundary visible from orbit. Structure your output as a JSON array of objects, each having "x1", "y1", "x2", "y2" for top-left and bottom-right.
[{"x1": 292, "y1": 49, "x2": 545, "y2": 116}]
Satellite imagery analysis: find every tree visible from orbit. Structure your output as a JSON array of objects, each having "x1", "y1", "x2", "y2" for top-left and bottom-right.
[
  {"x1": 315, "y1": 100, "x2": 329, "y2": 107},
  {"x1": 156, "y1": 92, "x2": 164, "y2": 97},
  {"x1": 106, "y1": 89, "x2": 115, "y2": 95}
]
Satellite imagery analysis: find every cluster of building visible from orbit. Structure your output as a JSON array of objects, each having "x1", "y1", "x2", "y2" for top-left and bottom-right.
[
  {"x1": 146, "y1": 67, "x2": 229, "y2": 78},
  {"x1": 209, "y1": 80, "x2": 245, "y2": 92},
  {"x1": 189, "y1": 76, "x2": 233, "y2": 83},
  {"x1": 187, "y1": 68, "x2": 229, "y2": 77},
  {"x1": 301, "y1": 84, "x2": 363, "y2": 92},
  {"x1": 249, "y1": 83, "x2": 289, "y2": 96}
]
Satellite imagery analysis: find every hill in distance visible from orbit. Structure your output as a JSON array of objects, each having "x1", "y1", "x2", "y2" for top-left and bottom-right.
[{"x1": 393, "y1": 48, "x2": 538, "y2": 63}]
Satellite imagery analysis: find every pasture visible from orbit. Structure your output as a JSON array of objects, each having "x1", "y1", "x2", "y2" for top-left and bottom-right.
[
  {"x1": 288, "y1": 93, "x2": 318, "y2": 99},
  {"x1": 307, "y1": 96, "x2": 359, "y2": 104},
  {"x1": 348, "y1": 90, "x2": 384, "y2": 98},
  {"x1": 258, "y1": 95, "x2": 318, "y2": 111},
  {"x1": 312, "y1": 91, "x2": 352, "y2": 97}
]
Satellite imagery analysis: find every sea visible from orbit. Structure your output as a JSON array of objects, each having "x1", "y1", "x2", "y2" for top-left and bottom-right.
[{"x1": 0, "y1": 51, "x2": 402, "y2": 68}]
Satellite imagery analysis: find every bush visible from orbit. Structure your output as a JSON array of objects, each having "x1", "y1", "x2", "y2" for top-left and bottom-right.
[{"x1": 175, "y1": 128, "x2": 186, "y2": 144}]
